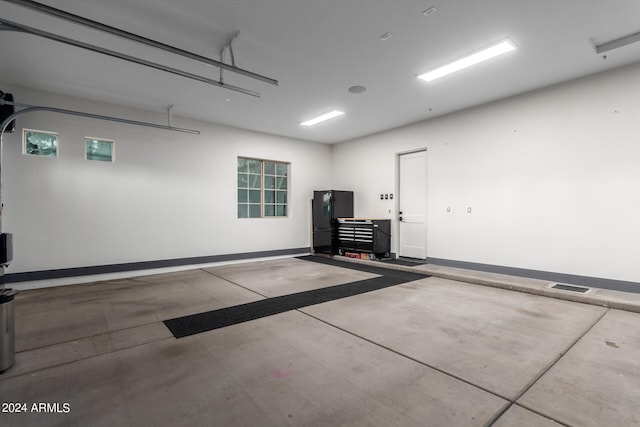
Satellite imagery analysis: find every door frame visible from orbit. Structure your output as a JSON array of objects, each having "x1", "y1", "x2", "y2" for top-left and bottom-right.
[{"x1": 395, "y1": 148, "x2": 428, "y2": 259}]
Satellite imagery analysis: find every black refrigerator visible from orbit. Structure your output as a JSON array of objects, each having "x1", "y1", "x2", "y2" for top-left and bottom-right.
[{"x1": 312, "y1": 190, "x2": 354, "y2": 254}]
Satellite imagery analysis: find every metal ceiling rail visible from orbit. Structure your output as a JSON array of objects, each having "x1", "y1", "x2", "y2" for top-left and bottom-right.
[
  {"x1": 0, "y1": 18, "x2": 261, "y2": 98},
  {"x1": 0, "y1": 98, "x2": 200, "y2": 232},
  {"x1": 594, "y1": 30, "x2": 640, "y2": 54},
  {"x1": 1, "y1": 0, "x2": 278, "y2": 86},
  {"x1": 1, "y1": 102, "x2": 201, "y2": 135}
]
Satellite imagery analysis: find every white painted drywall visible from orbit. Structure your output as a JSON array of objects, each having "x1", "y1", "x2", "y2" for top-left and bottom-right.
[
  {"x1": 332, "y1": 62, "x2": 640, "y2": 283},
  {"x1": 1, "y1": 84, "x2": 332, "y2": 273}
]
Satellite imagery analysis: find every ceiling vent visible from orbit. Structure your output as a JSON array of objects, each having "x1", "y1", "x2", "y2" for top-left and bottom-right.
[{"x1": 551, "y1": 284, "x2": 590, "y2": 293}]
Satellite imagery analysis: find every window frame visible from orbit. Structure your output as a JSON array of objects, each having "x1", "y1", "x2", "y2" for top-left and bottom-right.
[
  {"x1": 237, "y1": 157, "x2": 289, "y2": 219},
  {"x1": 22, "y1": 128, "x2": 59, "y2": 158}
]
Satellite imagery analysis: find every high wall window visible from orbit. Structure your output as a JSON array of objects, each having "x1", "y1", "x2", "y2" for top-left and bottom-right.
[
  {"x1": 85, "y1": 137, "x2": 114, "y2": 162},
  {"x1": 237, "y1": 157, "x2": 289, "y2": 218},
  {"x1": 23, "y1": 129, "x2": 58, "y2": 157}
]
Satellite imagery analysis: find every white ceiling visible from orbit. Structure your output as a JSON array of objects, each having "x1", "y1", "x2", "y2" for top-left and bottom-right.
[{"x1": 1, "y1": 0, "x2": 640, "y2": 144}]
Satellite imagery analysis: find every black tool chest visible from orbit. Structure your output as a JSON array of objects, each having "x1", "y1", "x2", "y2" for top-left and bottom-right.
[{"x1": 337, "y1": 218, "x2": 390, "y2": 257}]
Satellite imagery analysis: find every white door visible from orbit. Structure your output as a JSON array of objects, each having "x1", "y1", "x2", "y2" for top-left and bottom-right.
[{"x1": 398, "y1": 150, "x2": 427, "y2": 259}]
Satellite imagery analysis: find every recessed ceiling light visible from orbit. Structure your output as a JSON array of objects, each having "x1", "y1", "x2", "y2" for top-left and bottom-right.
[
  {"x1": 417, "y1": 39, "x2": 516, "y2": 82},
  {"x1": 300, "y1": 110, "x2": 345, "y2": 127},
  {"x1": 348, "y1": 85, "x2": 367, "y2": 94}
]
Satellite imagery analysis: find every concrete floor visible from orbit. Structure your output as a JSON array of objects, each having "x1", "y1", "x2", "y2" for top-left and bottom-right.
[{"x1": 1, "y1": 257, "x2": 639, "y2": 426}]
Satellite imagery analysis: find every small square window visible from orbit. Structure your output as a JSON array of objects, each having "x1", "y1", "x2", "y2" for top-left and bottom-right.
[
  {"x1": 237, "y1": 157, "x2": 248, "y2": 172},
  {"x1": 248, "y1": 174, "x2": 261, "y2": 189},
  {"x1": 265, "y1": 191, "x2": 275, "y2": 203},
  {"x1": 248, "y1": 159, "x2": 261, "y2": 174},
  {"x1": 276, "y1": 163, "x2": 288, "y2": 176},
  {"x1": 264, "y1": 162, "x2": 276, "y2": 175},
  {"x1": 264, "y1": 176, "x2": 276, "y2": 189},
  {"x1": 23, "y1": 129, "x2": 58, "y2": 157},
  {"x1": 85, "y1": 137, "x2": 114, "y2": 162},
  {"x1": 249, "y1": 190, "x2": 261, "y2": 203},
  {"x1": 264, "y1": 204, "x2": 275, "y2": 216},
  {"x1": 276, "y1": 177, "x2": 287, "y2": 190},
  {"x1": 249, "y1": 204, "x2": 261, "y2": 218}
]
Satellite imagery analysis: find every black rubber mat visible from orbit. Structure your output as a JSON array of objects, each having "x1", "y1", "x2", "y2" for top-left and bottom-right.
[
  {"x1": 163, "y1": 256, "x2": 428, "y2": 338},
  {"x1": 297, "y1": 255, "x2": 426, "y2": 281},
  {"x1": 376, "y1": 258, "x2": 427, "y2": 267}
]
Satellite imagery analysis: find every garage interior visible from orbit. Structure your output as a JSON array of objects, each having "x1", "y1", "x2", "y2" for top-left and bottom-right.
[{"x1": 1, "y1": 1, "x2": 640, "y2": 426}]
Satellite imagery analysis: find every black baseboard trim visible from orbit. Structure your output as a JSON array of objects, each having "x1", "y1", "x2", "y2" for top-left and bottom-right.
[
  {"x1": 1, "y1": 247, "x2": 311, "y2": 284},
  {"x1": 426, "y1": 257, "x2": 640, "y2": 294}
]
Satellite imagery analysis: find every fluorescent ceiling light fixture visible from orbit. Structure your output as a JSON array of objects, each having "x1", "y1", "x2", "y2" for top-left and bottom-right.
[
  {"x1": 417, "y1": 39, "x2": 516, "y2": 82},
  {"x1": 300, "y1": 110, "x2": 344, "y2": 126}
]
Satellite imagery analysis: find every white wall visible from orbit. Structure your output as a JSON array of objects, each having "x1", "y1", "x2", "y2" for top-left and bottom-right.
[
  {"x1": 332, "y1": 61, "x2": 640, "y2": 283},
  {"x1": 1, "y1": 84, "x2": 332, "y2": 273}
]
